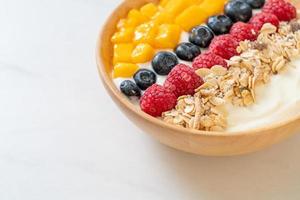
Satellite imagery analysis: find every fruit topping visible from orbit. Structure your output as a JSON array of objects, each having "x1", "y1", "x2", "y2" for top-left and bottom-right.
[
  {"x1": 192, "y1": 52, "x2": 227, "y2": 70},
  {"x1": 120, "y1": 80, "x2": 141, "y2": 97},
  {"x1": 262, "y1": 0, "x2": 296, "y2": 21},
  {"x1": 152, "y1": 51, "x2": 179, "y2": 75},
  {"x1": 164, "y1": 0, "x2": 201, "y2": 17},
  {"x1": 140, "y1": 3, "x2": 158, "y2": 18},
  {"x1": 111, "y1": 28, "x2": 134, "y2": 43},
  {"x1": 154, "y1": 24, "x2": 181, "y2": 49},
  {"x1": 230, "y1": 22, "x2": 257, "y2": 42},
  {"x1": 160, "y1": 0, "x2": 169, "y2": 7},
  {"x1": 174, "y1": 42, "x2": 201, "y2": 61},
  {"x1": 113, "y1": 63, "x2": 139, "y2": 78},
  {"x1": 133, "y1": 69, "x2": 157, "y2": 90},
  {"x1": 249, "y1": 12, "x2": 280, "y2": 31},
  {"x1": 117, "y1": 12, "x2": 145, "y2": 30},
  {"x1": 175, "y1": 5, "x2": 209, "y2": 31},
  {"x1": 207, "y1": 15, "x2": 233, "y2": 35},
  {"x1": 140, "y1": 84, "x2": 177, "y2": 117},
  {"x1": 241, "y1": 0, "x2": 265, "y2": 9},
  {"x1": 133, "y1": 22, "x2": 157, "y2": 46},
  {"x1": 152, "y1": 11, "x2": 174, "y2": 25},
  {"x1": 113, "y1": 43, "x2": 134, "y2": 64},
  {"x1": 131, "y1": 43, "x2": 155, "y2": 63},
  {"x1": 189, "y1": 25, "x2": 214, "y2": 48},
  {"x1": 224, "y1": 0, "x2": 253, "y2": 22},
  {"x1": 209, "y1": 34, "x2": 239, "y2": 59},
  {"x1": 164, "y1": 64, "x2": 204, "y2": 97},
  {"x1": 198, "y1": 0, "x2": 228, "y2": 16},
  {"x1": 128, "y1": 9, "x2": 149, "y2": 22}
]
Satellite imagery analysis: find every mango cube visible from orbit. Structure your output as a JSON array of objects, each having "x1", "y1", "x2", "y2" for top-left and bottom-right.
[
  {"x1": 128, "y1": 9, "x2": 148, "y2": 24},
  {"x1": 113, "y1": 43, "x2": 134, "y2": 64},
  {"x1": 198, "y1": 0, "x2": 227, "y2": 16},
  {"x1": 133, "y1": 22, "x2": 157, "y2": 46},
  {"x1": 151, "y1": 11, "x2": 174, "y2": 25},
  {"x1": 117, "y1": 18, "x2": 140, "y2": 29},
  {"x1": 159, "y1": 0, "x2": 169, "y2": 7},
  {"x1": 154, "y1": 24, "x2": 181, "y2": 49},
  {"x1": 111, "y1": 28, "x2": 134, "y2": 43},
  {"x1": 116, "y1": 19, "x2": 126, "y2": 30},
  {"x1": 164, "y1": 0, "x2": 201, "y2": 17},
  {"x1": 117, "y1": 10, "x2": 149, "y2": 30},
  {"x1": 113, "y1": 63, "x2": 139, "y2": 78},
  {"x1": 131, "y1": 43, "x2": 155, "y2": 63},
  {"x1": 175, "y1": 5, "x2": 209, "y2": 31},
  {"x1": 140, "y1": 3, "x2": 158, "y2": 18}
]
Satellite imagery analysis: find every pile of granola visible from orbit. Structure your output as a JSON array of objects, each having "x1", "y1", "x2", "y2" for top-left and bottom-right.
[{"x1": 162, "y1": 20, "x2": 300, "y2": 131}]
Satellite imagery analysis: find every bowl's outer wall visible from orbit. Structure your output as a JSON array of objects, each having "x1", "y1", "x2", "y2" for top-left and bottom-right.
[{"x1": 97, "y1": 0, "x2": 300, "y2": 156}]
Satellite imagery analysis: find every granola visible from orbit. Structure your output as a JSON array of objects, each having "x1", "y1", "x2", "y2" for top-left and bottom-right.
[{"x1": 162, "y1": 20, "x2": 300, "y2": 131}]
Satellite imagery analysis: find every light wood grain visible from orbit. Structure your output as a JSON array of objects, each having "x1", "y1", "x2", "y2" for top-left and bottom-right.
[{"x1": 96, "y1": 0, "x2": 300, "y2": 156}]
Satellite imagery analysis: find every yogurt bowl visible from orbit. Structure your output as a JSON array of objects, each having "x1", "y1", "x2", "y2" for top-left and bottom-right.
[{"x1": 96, "y1": 0, "x2": 300, "y2": 156}]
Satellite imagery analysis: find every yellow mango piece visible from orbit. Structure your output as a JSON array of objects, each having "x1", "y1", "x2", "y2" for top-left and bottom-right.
[
  {"x1": 111, "y1": 28, "x2": 134, "y2": 43},
  {"x1": 154, "y1": 24, "x2": 181, "y2": 49},
  {"x1": 117, "y1": 9, "x2": 149, "y2": 30},
  {"x1": 113, "y1": 63, "x2": 139, "y2": 78},
  {"x1": 151, "y1": 11, "x2": 174, "y2": 25},
  {"x1": 133, "y1": 22, "x2": 157, "y2": 46},
  {"x1": 117, "y1": 19, "x2": 126, "y2": 30},
  {"x1": 116, "y1": 18, "x2": 139, "y2": 29},
  {"x1": 175, "y1": 5, "x2": 209, "y2": 31},
  {"x1": 131, "y1": 43, "x2": 155, "y2": 63},
  {"x1": 198, "y1": 0, "x2": 227, "y2": 16},
  {"x1": 113, "y1": 43, "x2": 134, "y2": 64},
  {"x1": 140, "y1": 3, "x2": 158, "y2": 18},
  {"x1": 164, "y1": 0, "x2": 201, "y2": 17},
  {"x1": 159, "y1": 0, "x2": 169, "y2": 7},
  {"x1": 128, "y1": 9, "x2": 149, "y2": 24}
]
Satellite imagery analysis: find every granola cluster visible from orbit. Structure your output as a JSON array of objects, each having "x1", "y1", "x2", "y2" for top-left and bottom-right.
[{"x1": 162, "y1": 20, "x2": 300, "y2": 131}]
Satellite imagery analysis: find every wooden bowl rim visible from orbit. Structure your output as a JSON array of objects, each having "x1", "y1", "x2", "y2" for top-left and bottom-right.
[{"x1": 96, "y1": 0, "x2": 300, "y2": 137}]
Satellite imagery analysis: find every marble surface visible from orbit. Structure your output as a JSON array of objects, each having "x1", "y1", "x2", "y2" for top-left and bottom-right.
[{"x1": 1, "y1": 0, "x2": 300, "y2": 199}]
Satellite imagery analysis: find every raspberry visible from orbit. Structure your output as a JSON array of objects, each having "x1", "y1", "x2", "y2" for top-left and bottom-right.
[
  {"x1": 230, "y1": 22, "x2": 258, "y2": 42},
  {"x1": 140, "y1": 84, "x2": 177, "y2": 117},
  {"x1": 192, "y1": 52, "x2": 227, "y2": 70},
  {"x1": 249, "y1": 12, "x2": 280, "y2": 31},
  {"x1": 262, "y1": 0, "x2": 296, "y2": 21},
  {"x1": 164, "y1": 64, "x2": 204, "y2": 97},
  {"x1": 209, "y1": 34, "x2": 239, "y2": 60}
]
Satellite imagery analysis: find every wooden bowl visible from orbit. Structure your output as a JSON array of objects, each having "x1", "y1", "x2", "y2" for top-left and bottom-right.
[{"x1": 96, "y1": 0, "x2": 300, "y2": 156}]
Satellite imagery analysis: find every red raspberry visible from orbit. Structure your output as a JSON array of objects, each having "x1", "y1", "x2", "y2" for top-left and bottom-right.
[
  {"x1": 164, "y1": 64, "x2": 204, "y2": 97},
  {"x1": 249, "y1": 12, "x2": 280, "y2": 31},
  {"x1": 192, "y1": 52, "x2": 227, "y2": 70},
  {"x1": 230, "y1": 22, "x2": 258, "y2": 42},
  {"x1": 262, "y1": 0, "x2": 296, "y2": 21},
  {"x1": 140, "y1": 84, "x2": 177, "y2": 117},
  {"x1": 209, "y1": 34, "x2": 239, "y2": 60}
]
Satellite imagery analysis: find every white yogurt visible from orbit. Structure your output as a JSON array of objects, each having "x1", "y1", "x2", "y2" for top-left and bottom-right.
[{"x1": 227, "y1": 60, "x2": 300, "y2": 131}]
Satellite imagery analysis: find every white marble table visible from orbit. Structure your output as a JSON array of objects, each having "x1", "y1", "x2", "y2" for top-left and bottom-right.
[{"x1": 1, "y1": 0, "x2": 300, "y2": 199}]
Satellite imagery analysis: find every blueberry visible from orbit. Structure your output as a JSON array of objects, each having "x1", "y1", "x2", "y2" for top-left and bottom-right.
[
  {"x1": 189, "y1": 26, "x2": 214, "y2": 48},
  {"x1": 174, "y1": 42, "x2": 201, "y2": 61},
  {"x1": 133, "y1": 69, "x2": 157, "y2": 90},
  {"x1": 120, "y1": 80, "x2": 141, "y2": 97},
  {"x1": 207, "y1": 15, "x2": 233, "y2": 35},
  {"x1": 241, "y1": 0, "x2": 265, "y2": 8},
  {"x1": 152, "y1": 52, "x2": 178, "y2": 75},
  {"x1": 225, "y1": 0, "x2": 252, "y2": 22}
]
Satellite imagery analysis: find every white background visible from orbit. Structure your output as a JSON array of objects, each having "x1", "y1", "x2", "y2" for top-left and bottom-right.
[{"x1": 1, "y1": 0, "x2": 300, "y2": 199}]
